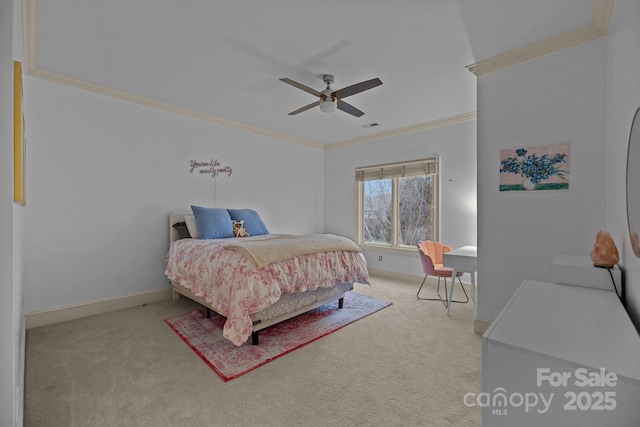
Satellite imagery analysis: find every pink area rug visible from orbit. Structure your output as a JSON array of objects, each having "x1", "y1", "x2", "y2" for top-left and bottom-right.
[{"x1": 165, "y1": 292, "x2": 391, "y2": 381}]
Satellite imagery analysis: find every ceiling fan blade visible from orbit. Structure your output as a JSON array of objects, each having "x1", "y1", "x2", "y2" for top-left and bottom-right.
[
  {"x1": 333, "y1": 78, "x2": 383, "y2": 99},
  {"x1": 288, "y1": 101, "x2": 321, "y2": 115},
  {"x1": 337, "y1": 100, "x2": 365, "y2": 117},
  {"x1": 280, "y1": 78, "x2": 322, "y2": 97}
]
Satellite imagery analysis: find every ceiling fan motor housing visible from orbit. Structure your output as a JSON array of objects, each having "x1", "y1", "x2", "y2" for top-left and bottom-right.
[{"x1": 322, "y1": 74, "x2": 335, "y2": 86}]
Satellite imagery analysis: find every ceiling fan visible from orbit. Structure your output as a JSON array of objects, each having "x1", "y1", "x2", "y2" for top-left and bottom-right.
[{"x1": 280, "y1": 74, "x2": 382, "y2": 117}]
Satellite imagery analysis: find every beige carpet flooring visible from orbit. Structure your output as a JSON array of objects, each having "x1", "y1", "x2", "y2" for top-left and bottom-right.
[{"x1": 24, "y1": 276, "x2": 482, "y2": 427}]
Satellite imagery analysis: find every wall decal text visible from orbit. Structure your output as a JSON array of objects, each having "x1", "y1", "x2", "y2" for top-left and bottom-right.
[{"x1": 189, "y1": 159, "x2": 233, "y2": 178}]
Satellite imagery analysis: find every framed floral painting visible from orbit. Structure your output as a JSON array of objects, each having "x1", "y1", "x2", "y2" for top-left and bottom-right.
[{"x1": 499, "y1": 142, "x2": 570, "y2": 191}]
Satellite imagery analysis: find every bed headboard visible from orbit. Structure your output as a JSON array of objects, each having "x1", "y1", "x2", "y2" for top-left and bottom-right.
[{"x1": 169, "y1": 211, "x2": 191, "y2": 243}]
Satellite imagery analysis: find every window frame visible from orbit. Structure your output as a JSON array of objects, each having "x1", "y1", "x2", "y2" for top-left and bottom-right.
[{"x1": 355, "y1": 158, "x2": 439, "y2": 251}]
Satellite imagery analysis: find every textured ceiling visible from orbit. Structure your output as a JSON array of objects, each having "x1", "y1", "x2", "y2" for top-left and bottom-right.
[{"x1": 29, "y1": 0, "x2": 597, "y2": 147}]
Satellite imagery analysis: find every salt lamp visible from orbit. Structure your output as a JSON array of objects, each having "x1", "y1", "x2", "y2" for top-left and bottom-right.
[{"x1": 590, "y1": 230, "x2": 620, "y2": 268}]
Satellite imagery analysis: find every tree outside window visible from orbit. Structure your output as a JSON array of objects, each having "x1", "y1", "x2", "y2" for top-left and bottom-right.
[
  {"x1": 363, "y1": 179, "x2": 392, "y2": 244},
  {"x1": 398, "y1": 175, "x2": 435, "y2": 246}
]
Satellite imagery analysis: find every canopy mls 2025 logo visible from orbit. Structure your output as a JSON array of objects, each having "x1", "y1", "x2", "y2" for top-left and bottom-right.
[{"x1": 464, "y1": 367, "x2": 617, "y2": 417}]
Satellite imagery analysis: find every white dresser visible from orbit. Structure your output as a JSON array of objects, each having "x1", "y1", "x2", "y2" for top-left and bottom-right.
[
  {"x1": 550, "y1": 254, "x2": 622, "y2": 292},
  {"x1": 482, "y1": 279, "x2": 640, "y2": 426}
]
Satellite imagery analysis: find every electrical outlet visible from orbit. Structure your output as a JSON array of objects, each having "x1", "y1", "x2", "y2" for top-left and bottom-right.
[{"x1": 378, "y1": 256, "x2": 383, "y2": 262}]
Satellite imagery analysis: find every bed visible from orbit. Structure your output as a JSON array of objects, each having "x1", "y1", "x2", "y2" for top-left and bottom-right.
[{"x1": 165, "y1": 211, "x2": 369, "y2": 346}]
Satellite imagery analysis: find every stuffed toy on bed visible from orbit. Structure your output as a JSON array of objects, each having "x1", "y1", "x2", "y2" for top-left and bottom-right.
[{"x1": 232, "y1": 220, "x2": 250, "y2": 237}]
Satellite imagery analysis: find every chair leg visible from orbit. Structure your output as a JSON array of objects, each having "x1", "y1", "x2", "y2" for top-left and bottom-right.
[{"x1": 417, "y1": 275, "x2": 447, "y2": 307}]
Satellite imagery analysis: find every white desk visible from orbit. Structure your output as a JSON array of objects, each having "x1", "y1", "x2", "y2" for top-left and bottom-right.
[{"x1": 443, "y1": 245, "x2": 477, "y2": 316}]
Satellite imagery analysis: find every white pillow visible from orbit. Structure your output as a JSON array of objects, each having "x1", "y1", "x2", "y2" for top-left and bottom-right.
[{"x1": 184, "y1": 214, "x2": 199, "y2": 239}]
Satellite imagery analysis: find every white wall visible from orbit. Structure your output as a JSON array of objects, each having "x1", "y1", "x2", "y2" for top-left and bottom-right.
[
  {"x1": 22, "y1": 77, "x2": 324, "y2": 313},
  {"x1": 1, "y1": 0, "x2": 14, "y2": 422},
  {"x1": 2, "y1": 0, "x2": 25, "y2": 425},
  {"x1": 323, "y1": 120, "x2": 477, "y2": 278},
  {"x1": 477, "y1": 39, "x2": 608, "y2": 321},
  {"x1": 606, "y1": 0, "x2": 640, "y2": 328}
]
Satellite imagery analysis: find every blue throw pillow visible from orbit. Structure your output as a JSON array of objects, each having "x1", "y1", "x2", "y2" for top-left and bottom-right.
[
  {"x1": 191, "y1": 206, "x2": 234, "y2": 239},
  {"x1": 227, "y1": 209, "x2": 269, "y2": 236}
]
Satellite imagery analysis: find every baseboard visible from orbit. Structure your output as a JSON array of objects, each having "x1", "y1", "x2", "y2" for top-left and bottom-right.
[
  {"x1": 474, "y1": 317, "x2": 492, "y2": 335},
  {"x1": 367, "y1": 268, "x2": 423, "y2": 284},
  {"x1": 18, "y1": 317, "x2": 25, "y2": 426},
  {"x1": 25, "y1": 287, "x2": 172, "y2": 329},
  {"x1": 373, "y1": 268, "x2": 488, "y2": 333},
  {"x1": 24, "y1": 270, "x2": 420, "y2": 329},
  {"x1": 368, "y1": 267, "x2": 471, "y2": 285},
  {"x1": 25, "y1": 273, "x2": 485, "y2": 330}
]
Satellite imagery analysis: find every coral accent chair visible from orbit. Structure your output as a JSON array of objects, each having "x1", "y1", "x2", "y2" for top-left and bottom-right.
[{"x1": 416, "y1": 240, "x2": 468, "y2": 307}]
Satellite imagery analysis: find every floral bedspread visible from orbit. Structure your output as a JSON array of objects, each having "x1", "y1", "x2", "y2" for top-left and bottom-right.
[{"x1": 165, "y1": 235, "x2": 369, "y2": 346}]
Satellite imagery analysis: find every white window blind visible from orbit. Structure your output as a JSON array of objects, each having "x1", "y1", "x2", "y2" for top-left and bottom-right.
[{"x1": 355, "y1": 158, "x2": 438, "y2": 182}]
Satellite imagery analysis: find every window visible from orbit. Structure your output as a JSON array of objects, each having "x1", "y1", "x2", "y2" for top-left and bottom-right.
[{"x1": 356, "y1": 158, "x2": 439, "y2": 249}]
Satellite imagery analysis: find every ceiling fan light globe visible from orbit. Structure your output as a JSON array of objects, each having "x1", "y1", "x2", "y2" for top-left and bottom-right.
[{"x1": 319, "y1": 99, "x2": 337, "y2": 113}]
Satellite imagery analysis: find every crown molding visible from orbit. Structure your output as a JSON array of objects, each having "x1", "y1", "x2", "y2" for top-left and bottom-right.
[
  {"x1": 593, "y1": 0, "x2": 615, "y2": 33},
  {"x1": 20, "y1": 0, "x2": 475, "y2": 151},
  {"x1": 22, "y1": 0, "x2": 474, "y2": 151},
  {"x1": 466, "y1": 0, "x2": 614, "y2": 76},
  {"x1": 30, "y1": 67, "x2": 324, "y2": 148},
  {"x1": 22, "y1": 0, "x2": 37, "y2": 71},
  {"x1": 324, "y1": 112, "x2": 477, "y2": 150},
  {"x1": 466, "y1": 25, "x2": 604, "y2": 76},
  {"x1": 21, "y1": 0, "x2": 323, "y2": 150},
  {"x1": 23, "y1": 0, "x2": 602, "y2": 148},
  {"x1": 34, "y1": 68, "x2": 324, "y2": 148},
  {"x1": 24, "y1": 61, "x2": 473, "y2": 151}
]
